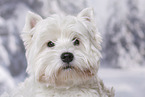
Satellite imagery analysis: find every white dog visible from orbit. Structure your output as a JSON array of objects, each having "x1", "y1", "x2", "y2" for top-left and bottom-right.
[{"x1": 1, "y1": 8, "x2": 114, "y2": 97}]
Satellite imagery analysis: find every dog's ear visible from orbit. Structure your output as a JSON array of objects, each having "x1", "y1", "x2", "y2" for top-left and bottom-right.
[
  {"x1": 78, "y1": 8, "x2": 102, "y2": 51},
  {"x1": 22, "y1": 12, "x2": 42, "y2": 50},
  {"x1": 23, "y1": 11, "x2": 42, "y2": 32},
  {"x1": 77, "y1": 8, "x2": 94, "y2": 23}
]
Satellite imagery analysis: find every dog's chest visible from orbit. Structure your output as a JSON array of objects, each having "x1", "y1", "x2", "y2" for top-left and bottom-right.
[{"x1": 33, "y1": 87, "x2": 99, "y2": 97}]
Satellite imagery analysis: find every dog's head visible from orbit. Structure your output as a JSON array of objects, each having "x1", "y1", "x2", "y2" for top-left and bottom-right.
[{"x1": 22, "y1": 8, "x2": 102, "y2": 87}]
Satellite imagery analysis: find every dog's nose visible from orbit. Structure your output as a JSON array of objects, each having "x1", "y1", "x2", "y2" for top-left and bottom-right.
[{"x1": 61, "y1": 52, "x2": 74, "y2": 64}]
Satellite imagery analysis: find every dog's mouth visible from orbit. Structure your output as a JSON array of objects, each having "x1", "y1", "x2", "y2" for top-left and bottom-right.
[{"x1": 63, "y1": 65, "x2": 74, "y2": 70}]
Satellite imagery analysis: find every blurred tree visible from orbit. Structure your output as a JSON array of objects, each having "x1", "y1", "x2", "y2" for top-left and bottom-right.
[{"x1": 103, "y1": 0, "x2": 145, "y2": 68}]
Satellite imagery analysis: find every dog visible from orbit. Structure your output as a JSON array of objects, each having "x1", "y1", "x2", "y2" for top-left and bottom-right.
[{"x1": 1, "y1": 8, "x2": 114, "y2": 97}]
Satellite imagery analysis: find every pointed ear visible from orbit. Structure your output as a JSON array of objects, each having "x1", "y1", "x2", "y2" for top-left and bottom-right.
[
  {"x1": 78, "y1": 8, "x2": 102, "y2": 50},
  {"x1": 77, "y1": 8, "x2": 94, "y2": 22},
  {"x1": 22, "y1": 12, "x2": 42, "y2": 50},
  {"x1": 23, "y1": 11, "x2": 42, "y2": 32}
]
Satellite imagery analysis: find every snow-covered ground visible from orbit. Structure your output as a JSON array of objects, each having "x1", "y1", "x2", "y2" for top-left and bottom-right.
[{"x1": 98, "y1": 67, "x2": 145, "y2": 97}]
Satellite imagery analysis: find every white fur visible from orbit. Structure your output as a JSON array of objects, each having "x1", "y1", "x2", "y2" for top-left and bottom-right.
[{"x1": 1, "y1": 8, "x2": 115, "y2": 97}]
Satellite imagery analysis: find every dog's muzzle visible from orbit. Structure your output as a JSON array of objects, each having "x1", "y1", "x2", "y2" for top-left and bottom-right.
[{"x1": 61, "y1": 52, "x2": 74, "y2": 64}]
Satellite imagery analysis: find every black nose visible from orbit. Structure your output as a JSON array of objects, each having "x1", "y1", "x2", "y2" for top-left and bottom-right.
[{"x1": 61, "y1": 52, "x2": 74, "y2": 64}]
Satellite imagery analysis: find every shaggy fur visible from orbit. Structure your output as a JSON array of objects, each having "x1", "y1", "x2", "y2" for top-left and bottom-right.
[{"x1": 1, "y1": 8, "x2": 115, "y2": 97}]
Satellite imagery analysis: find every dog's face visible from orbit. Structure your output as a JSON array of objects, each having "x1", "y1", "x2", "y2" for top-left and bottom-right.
[{"x1": 22, "y1": 8, "x2": 102, "y2": 87}]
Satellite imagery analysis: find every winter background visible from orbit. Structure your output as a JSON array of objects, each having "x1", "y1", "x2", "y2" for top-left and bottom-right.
[{"x1": 0, "y1": 0, "x2": 145, "y2": 97}]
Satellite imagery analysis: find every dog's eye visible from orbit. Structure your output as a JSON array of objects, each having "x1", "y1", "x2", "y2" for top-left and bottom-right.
[
  {"x1": 72, "y1": 38, "x2": 80, "y2": 46},
  {"x1": 47, "y1": 41, "x2": 55, "y2": 47}
]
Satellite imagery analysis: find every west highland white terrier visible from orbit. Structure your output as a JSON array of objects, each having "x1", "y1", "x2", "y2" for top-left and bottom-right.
[{"x1": 1, "y1": 8, "x2": 115, "y2": 97}]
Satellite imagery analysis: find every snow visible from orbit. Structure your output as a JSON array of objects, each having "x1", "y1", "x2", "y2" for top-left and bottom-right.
[
  {"x1": 0, "y1": 66, "x2": 15, "y2": 94},
  {"x1": 0, "y1": 38, "x2": 10, "y2": 66},
  {"x1": 98, "y1": 67, "x2": 145, "y2": 97}
]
